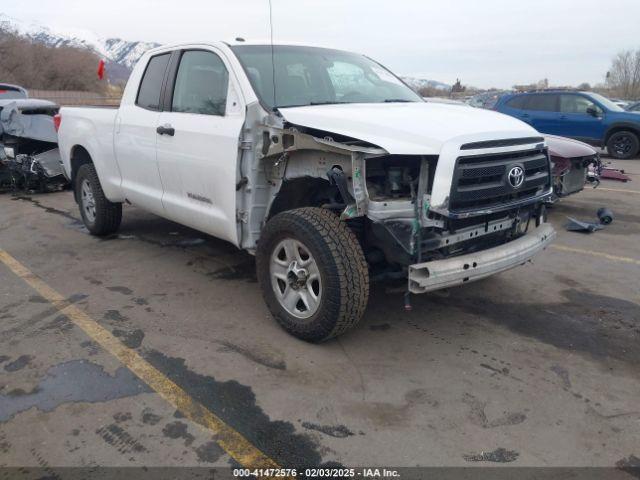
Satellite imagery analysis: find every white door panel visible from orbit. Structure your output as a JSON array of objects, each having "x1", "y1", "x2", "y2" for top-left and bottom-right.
[
  {"x1": 156, "y1": 48, "x2": 245, "y2": 245},
  {"x1": 114, "y1": 105, "x2": 164, "y2": 214},
  {"x1": 156, "y1": 113, "x2": 243, "y2": 242}
]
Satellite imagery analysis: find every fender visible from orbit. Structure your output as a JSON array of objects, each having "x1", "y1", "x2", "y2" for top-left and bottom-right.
[{"x1": 604, "y1": 121, "x2": 640, "y2": 143}]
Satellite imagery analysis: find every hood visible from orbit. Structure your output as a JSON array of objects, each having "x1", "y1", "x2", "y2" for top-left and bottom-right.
[
  {"x1": 545, "y1": 135, "x2": 597, "y2": 159},
  {"x1": 278, "y1": 102, "x2": 538, "y2": 155}
]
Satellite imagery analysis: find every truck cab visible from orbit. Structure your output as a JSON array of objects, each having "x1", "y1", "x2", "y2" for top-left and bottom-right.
[{"x1": 58, "y1": 40, "x2": 556, "y2": 342}]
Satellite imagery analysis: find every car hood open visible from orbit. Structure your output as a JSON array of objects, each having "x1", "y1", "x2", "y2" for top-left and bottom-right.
[{"x1": 279, "y1": 102, "x2": 538, "y2": 155}]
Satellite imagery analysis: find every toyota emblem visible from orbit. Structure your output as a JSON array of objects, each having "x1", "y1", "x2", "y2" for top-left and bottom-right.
[{"x1": 508, "y1": 166, "x2": 525, "y2": 189}]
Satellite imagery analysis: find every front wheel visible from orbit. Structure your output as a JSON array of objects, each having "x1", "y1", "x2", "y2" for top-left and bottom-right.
[
  {"x1": 75, "y1": 163, "x2": 122, "y2": 236},
  {"x1": 607, "y1": 131, "x2": 639, "y2": 159},
  {"x1": 256, "y1": 207, "x2": 369, "y2": 342}
]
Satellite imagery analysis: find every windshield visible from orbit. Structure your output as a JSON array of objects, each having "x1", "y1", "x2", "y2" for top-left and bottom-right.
[
  {"x1": 587, "y1": 92, "x2": 625, "y2": 112},
  {"x1": 230, "y1": 45, "x2": 422, "y2": 109}
]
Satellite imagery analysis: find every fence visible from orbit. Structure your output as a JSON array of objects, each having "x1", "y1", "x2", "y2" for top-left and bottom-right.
[{"x1": 27, "y1": 90, "x2": 122, "y2": 107}]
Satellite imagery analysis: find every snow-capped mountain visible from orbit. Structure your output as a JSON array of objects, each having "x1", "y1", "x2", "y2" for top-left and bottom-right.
[
  {"x1": 0, "y1": 13, "x2": 159, "y2": 71},
  {"x1": 401, "y1": 76, "x2": 451, "y2": 92}
]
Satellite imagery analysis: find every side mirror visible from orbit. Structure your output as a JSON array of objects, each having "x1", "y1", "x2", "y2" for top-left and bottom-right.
[{"x1": 586, "y1": 106, "x2": 600, "y2": 117}]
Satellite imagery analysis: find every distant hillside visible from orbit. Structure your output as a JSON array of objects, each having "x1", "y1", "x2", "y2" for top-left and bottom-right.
[
  {"x1": 0, "y1": 13, "x2": 159, "y2": 84},
  {"x1": 0, "y1": 28, "x2": 105, "y2": 91}
]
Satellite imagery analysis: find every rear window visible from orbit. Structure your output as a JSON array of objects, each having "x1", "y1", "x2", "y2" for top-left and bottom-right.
[
  {"x1": 0, "y1": 86, "x2": 27, "y2": 100},
  {"x1": 527, "y1": 94, "x2": 558, "y2": 112},
  {"x1": 506, "y1": 96, "x2": 527, "y2": 109},
  {"x1": 136, "y1": 53, "x2": 171, "y2": 111}
]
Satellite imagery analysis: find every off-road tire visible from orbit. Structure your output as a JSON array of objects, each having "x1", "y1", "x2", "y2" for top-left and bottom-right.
[
  {"x1": 256, "y1": 207, "x2": 369, "y2": 342},
  {"x1": 607, "y1": 131, "x2": 639, "y2": 160},
  {"x1": 75, "y1": 163, "x2": 122, "y2": 236}
]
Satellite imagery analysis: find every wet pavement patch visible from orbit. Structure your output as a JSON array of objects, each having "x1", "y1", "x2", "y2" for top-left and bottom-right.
[
  {"x1": 144, "y1": 349, "x2": 331, "y2": 468},
  {"x1": 301, "y1": 422, "x2": 354, "y2": 438},
  {"x1": 141, "y1": 409, "x2": 162, "y2": 425},
  {"x1": 162, "y1": 421, "x2": 195, "y2": 446},
  {"x1": 195, "y1": 440, "x2": 225, "y2": 464},
  {"x1": 424, "y1": 289, "x2": 640, "y2": 367},
  {"x1": 103, "y1": 310, "x2": 129, "y2": 322},
  {"x1": 112, "y1": 329, "x2": 145, "y2": 349},
  {"x1": 107, "y1": 286, "x2": 134, "y2": 295},
  {"x1": 4, "y1": 355, "x2": 34, "y2": 372},
  {"x1": 616, "y1": 455, "x2": 640, "y2": 479},
  {"x1": 95, "y1": 424, "x2": 147, "y2": 454},
  {"x1": 207, "y1": 259, "x2": 256, "y2": 282},
  {"x1": 0, "y1": 360, "x2": 151, "y2": 421},
  {"x1": 463, "y1": 448, "x2": 520, "y2": 463},
  {"x1": 217, "y1": 341, "x2": 286, "y2": 371}
]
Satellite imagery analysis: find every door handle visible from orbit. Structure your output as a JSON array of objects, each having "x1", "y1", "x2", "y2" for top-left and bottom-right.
[
  {"x1": 521, "y1": 113, "x2": 530, "y2": 118},
  {"x1": 560, "y1": 115, "x2": 567, "y2": 120},
  {"x1": 156, "y1": 124, "x2": 175, "y2": 136}
]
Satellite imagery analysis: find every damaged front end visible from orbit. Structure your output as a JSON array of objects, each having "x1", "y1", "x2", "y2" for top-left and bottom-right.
[
  {"x1": 236, "y1": 105, "x2": 556, "y2": 293},
  {"x1": 0, "y1": 99, "x2": 67, "y2": 192}
]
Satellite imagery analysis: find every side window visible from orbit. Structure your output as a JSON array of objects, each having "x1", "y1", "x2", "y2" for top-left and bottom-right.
[
  {"x1": 527, "y1": 94, "x2": 558, "y2": 112},
  {"x1": 506, "y1": 96, "x2": 527, "y2": 110},
  {"x1": 560, "y1": 95, "x2": 599, "y2": 114},
  {"x1": 136, "y1": 53, "x2": 171, "y2": 111},
  {"x1": 171, "y1": 50, "x2": 229, "y2": 116}
]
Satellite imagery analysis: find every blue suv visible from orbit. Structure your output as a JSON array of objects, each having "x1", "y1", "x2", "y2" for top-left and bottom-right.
[{"x1": 494, "y1": 90, "x2": 640, "y2": 159}]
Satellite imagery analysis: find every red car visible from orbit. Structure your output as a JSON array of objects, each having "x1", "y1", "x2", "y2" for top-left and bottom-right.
[{"x1": 545, "y1": 135, "x2": 601, "y2": 201}]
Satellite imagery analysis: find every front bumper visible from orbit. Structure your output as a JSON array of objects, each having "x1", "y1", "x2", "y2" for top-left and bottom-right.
[{"x1": 408, "y1": 223, "x2": 556, "y2": 294}]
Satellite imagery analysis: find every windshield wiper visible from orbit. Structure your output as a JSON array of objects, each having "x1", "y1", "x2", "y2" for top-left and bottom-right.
[
  {"x1": 277, "y1": 101, "x2": 349, "y2": 108},
  {"x1": 383, "y1": 99, "x2": 414, "y2": 103}
]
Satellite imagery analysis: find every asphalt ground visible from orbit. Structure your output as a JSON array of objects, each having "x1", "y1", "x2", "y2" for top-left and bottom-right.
[{"x1": 0, "y1": 157, "x2": 639, "y2": 477}]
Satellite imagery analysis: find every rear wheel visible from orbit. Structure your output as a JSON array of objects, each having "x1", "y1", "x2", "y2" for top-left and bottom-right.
[
  {"x1": 75, "y1": 163, "x2": 122, "y2": 236},
  {"x1": 256, "y1": 207, "x2": 369, "y2": 342},
  {"x1": 607, "y1": 131, "x2": 639, "y2": 159}
]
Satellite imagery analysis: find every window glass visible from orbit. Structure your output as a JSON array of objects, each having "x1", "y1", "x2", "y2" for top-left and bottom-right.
[
  {"x1": 136, "y1": 53, "x2": 171, "y2": 111},
  {"x1": 506, "y1": 96, "x2": 527, "y2": 109},
  {"x1": 560, "y1": 95, "x2": 598, "y2": 114},
  {"x1": 527, "y1": 94, "x2": 558, "y2": 112},
  {"x1": 231, "y1": 45, "x2": 422, "y2": 109},
  {"x1": 171, "y1": 51, "x2": 229, "y2": 116}
]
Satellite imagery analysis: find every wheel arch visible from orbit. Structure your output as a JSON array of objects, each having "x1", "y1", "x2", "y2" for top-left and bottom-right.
[
  {"x1": 267, "y1": 176, "x2": 339, "y2": 221},
  {"x1": 70, "y1": 145, "x2": 94, "y2": 202},
  {"x1": 604, "y1": 123, "x2": 640, "y2": 145}
]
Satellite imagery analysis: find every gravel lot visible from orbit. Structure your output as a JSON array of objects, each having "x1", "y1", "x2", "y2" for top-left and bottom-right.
[{"x1": 0, "y1": 157, "x2": 638, "y2": 474}]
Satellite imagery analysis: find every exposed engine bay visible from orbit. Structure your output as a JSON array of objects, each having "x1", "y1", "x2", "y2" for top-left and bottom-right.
[{"x1": 238, "y1": 106, "x2": 552, "y2": 285}]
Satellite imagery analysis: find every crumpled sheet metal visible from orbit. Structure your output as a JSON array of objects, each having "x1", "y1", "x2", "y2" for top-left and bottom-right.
[
  {"x1": 565, "y1": 216, "x2": 604, "y2": 233},
  {"x1": 0, "y1": 101, "x2": 58, "y2": 143}
]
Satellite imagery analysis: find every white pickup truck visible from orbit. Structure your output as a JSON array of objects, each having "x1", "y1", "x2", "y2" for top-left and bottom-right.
[{"x1": 57, "y1": 40, "x2": 556, "y2": 342}]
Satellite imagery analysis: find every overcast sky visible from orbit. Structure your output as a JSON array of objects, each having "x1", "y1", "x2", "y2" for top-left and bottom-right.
[{"x1": 3, "y1": 0, "x2": 639, "y2": 88}]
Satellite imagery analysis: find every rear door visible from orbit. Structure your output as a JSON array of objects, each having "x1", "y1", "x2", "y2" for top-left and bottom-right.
[
  {"x1": 558, "y1": 94, "x2": 606, "y2": 143},
  {"x1": 114, "y1": 52, "x2": 171, "y2": 214},
  {"x1": 156, "y1": 48, "x2": 245, "y2": 244},
  {"x1": 522, "y1": 93, "x2": 563, "y2": 134}
]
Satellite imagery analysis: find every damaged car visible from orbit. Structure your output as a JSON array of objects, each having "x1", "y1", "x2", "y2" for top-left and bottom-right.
[
  {"x1": 0, "y1": 83, "x2": 67, "y2": 192},
  {"x1": 57, "y1": 42, "x2": 556, "y2": 342},
  {"x1": 545, "y1": 134, "x2": 602, "y2": 201}
]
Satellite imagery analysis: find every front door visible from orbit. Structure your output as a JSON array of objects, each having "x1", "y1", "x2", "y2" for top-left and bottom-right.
[
  {"x1": 558, "y1": 94, "x2": 606, "y2": 143},
  {"x1": 156, "y1": 48, "x2": 245, "y2": 245},
  {"x1": 114, "y1": 52, "x2": 171, "y2": 214}
]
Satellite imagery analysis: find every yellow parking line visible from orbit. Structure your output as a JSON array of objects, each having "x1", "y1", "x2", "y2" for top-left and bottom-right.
[
  {"x1": 551, "y1": 244, "x2": 640, "y2": 266},
  {"x1": 0, "y1": 248, "x2": 282, "y2": 471},
  {"x1": 594, "y1": 187, "x2": 640, "y2": 195}
]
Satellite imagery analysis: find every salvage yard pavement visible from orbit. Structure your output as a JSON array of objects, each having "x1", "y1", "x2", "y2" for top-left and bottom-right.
[{"x1": 0, "y1": 158, "x2": 639, "y2": 474}]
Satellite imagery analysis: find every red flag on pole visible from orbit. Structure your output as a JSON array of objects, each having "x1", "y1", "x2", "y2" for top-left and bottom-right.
[{"x1": 97, "y1": 59, "x2": 106, "y2": 80}]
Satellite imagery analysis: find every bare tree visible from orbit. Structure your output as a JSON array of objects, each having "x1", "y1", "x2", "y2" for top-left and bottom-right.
[
  {"x1": 606, "y1": 49, "x2": 640, "y2": 99},
  {"x1": 0, "y1": 28, "x2": 106, "y2": 92}
]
